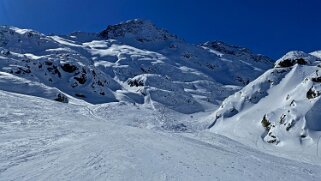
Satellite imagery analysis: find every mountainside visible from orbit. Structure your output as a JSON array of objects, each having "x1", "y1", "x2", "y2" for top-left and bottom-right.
[
  {"x1": 0, "y1": 19, "x2": 273, "y2": 114},
  {"x1": 208, "y1": 50, "x2": 321, "y2": 158}
]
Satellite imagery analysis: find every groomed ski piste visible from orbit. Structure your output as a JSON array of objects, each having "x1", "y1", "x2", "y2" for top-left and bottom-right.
[{"x1": 1, "y1": 90, "x2": 321, "y2": 180}]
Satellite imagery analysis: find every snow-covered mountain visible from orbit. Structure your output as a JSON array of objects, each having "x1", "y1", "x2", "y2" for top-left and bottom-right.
[
  {"x1": 208, "y1": 50, "x2": 321, "y2": 157},
  {"x1": 2, "y1": 19, "x2": 321, "y2": 180},
  {"x1": 0, "y1": 19, "x2": 273, "y2": 114}
]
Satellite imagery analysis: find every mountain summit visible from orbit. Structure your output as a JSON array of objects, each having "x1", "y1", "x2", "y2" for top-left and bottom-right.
[{"x1": 99, "y1": 19, "x2": 178, "y2": 42}]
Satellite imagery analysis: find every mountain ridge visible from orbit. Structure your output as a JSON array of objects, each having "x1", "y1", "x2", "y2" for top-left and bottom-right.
[{"x1": 0, "y1": 20, "x2": 273, "y2": 114}]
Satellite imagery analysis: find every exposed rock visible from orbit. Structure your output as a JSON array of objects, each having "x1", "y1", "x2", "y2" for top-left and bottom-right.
[
  {"x1": 61, "y1": 63, "x2": 78, "y2": 73},
  {"x1": 54, "y1": 93, "x2": 68, "y2": 103},
  {"x1": 307, "y1": 87, "x2": 320, "y2": 99}
]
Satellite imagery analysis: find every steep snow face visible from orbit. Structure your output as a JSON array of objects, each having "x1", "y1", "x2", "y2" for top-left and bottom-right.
[
  {"x1": 0, "y1": 21, "x2": 272, "y2": 113},
  {"x1": 209, "y1": 51, "x2": 321, "y2": 155}
]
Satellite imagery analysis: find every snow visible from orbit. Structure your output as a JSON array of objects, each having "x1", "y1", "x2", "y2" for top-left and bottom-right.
[
  {"x1": 0, "y1": 71, "x2": 66, "y2": 102},
  {"x1": 274, "y1": 51, "x2": 320, "y2": 68},
  {"x1": 9, "y1": 27, "x2": 35, "y2": 35},
  {"x1": 1, "y1": 90, "x2": 321, "y2": 180},
  {"x1": 51, "y1": 36, "x2": 83, "y2": 47},
  {"x1": 310, "y1": 50, "x2": 321, "y2": 59},
  {"x1": 1, "y1": 20, "x2": 321, "y2": 180},
  {"x1": 209, "y1": 51, "x2": 321, "y2": 164},
  {"x1": 0, "y1": 22, "x2": 273, "y2": 113}
]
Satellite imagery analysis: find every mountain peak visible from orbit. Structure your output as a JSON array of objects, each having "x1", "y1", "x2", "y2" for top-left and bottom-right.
[
  {"x1": 274, "y1": 51, "x2": 321, "y2": 68},
  {"x1": 98, "y1": 19, "x2": 178, "y2": 42}
]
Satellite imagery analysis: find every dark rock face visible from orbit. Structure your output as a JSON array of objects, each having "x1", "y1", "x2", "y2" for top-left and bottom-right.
[
  {"x1": 54, "y1": 93, "x2": 68, "y2": 103},
  {"x1": 261, "y1": 115, "x2": 271, "y2": 131},
  {"x1": 128, "y1": 79, "x2": 144, "y2": 87},
  {"x1": 297, "y1": 58, "x2": 308, "y2": 65},
  {"x1": 61, "y1": 63, "x2": 78, "y2": 73},
  {"x1": 75, "y1": 93, "x2": 86, "y2": 98},
  {"x1": 277, "y1": 59, "x2": 295, "y2": 67},
  {"x1": 0, "y1": 49, "x2": 10, "y2": 56},
  {"x1": 99, "y1": 24, "x2": 125, "y2": 39},
  {"x1": 307, "y1": 87, "x2": 320, "y2": 99},
  {"x1": 47, "y1": 65, "x2": 61, "y2": 78},
  {"x1": 277, "y1": 58, "x2": 307, "y2": 68},
  {"x1": 74, "y1": 73, "x2": 87, "y2": 84},
  {"x1": 98, "y1": 19, "x2": 177, "y2": 41},
  {"x1": 312, "y1": 77, "x2": 321, "y2": 82}
]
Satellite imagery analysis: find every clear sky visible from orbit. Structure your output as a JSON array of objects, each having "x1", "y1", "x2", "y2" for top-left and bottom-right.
[{"x1": 0, "y1": 0, "x2": 320, "y2": 59}]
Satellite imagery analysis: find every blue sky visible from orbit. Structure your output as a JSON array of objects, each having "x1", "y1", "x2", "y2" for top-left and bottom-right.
[{"x1": 0, "y1": 0, "x2": 320, "y2": 59}]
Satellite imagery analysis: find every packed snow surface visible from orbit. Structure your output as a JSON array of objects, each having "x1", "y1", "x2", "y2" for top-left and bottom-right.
[{"x1": 1, "y1": 90, "x2": 321, "y2": 180}]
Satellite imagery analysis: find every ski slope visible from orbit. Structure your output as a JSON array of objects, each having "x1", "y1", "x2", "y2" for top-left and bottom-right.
[{"x1": 1, "y1": 90, "x2": 321, "y2": 180}]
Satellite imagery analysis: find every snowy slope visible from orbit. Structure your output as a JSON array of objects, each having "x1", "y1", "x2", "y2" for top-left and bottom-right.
[
  {"x1": 208, "y1": 51, "x2": 321, "y2": 161},
  {"x1": 1, "y1": 90, "x2": 321, "y2": 180},
  {"x1": 202, "y1": 41, "x2": 272, "y2": 85},
  {"x1": 311, "y1": 50, "x2": 321, "y2": 59},
  {"x1": 0, "y1": 20, "x2": 273, "y2": 113}
]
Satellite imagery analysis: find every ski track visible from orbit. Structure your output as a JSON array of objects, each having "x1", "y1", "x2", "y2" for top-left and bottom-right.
[{"x1": 317, "y1": 135, "x2": 321, "y2": 157}]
